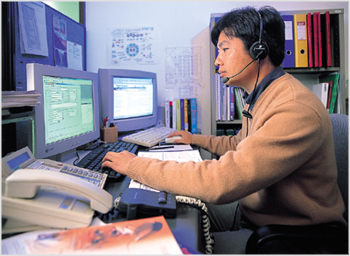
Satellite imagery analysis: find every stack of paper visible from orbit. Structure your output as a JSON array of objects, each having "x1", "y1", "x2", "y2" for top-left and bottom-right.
[{"x1": 2, "y1": 90, "x2": 41, "y2": 108}]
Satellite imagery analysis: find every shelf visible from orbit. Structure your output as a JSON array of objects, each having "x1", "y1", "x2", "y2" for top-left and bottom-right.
[
  {"x1": 284, "y1": 67, "x2": 340, "y2": 74},
  {"x1": 216, "y1": 120, "x2": 242, "y2": 125}
]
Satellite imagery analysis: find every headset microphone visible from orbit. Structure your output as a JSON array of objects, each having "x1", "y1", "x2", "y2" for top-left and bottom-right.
[{"x1": 221, "y1": 58, "x2": 256, "y2": 84}]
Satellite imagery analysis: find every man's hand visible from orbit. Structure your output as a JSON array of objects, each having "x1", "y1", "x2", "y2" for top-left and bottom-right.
[
  {"x1": 102, "y1": 151, "x2": 136, "y2": 176},
  {"x1": 167, "y1": 130, "x2": 193, "y2": 144}
]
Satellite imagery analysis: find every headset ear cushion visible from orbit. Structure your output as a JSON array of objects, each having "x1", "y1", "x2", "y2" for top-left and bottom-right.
[{"x1": 249, "y1": 41, "x2": 269, "y2": 60}]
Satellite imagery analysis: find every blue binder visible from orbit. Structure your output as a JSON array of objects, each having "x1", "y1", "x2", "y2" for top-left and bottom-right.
[{"x1": 282, "y1": 15, "x2": 295, "y2": 68}]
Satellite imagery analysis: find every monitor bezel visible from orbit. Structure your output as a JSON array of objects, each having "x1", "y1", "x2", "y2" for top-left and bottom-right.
[
  {"x1": 98, "y1": 68, "x2": 158, "y2": 133},
  {"x1": 27, "y1": 63, "x2": 100, "y2": 159}
]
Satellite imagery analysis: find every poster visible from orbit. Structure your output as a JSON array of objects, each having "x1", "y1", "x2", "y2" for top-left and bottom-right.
[{"x1": 108, "y1": 26, "x2": 158, "y2": 65}]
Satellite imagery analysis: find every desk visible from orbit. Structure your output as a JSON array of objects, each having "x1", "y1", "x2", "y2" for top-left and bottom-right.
[{"x1": 65, "y1": 149, "x2": 206, "y2": 253}]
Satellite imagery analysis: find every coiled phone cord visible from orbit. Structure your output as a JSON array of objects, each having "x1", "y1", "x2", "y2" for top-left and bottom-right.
[{"x1": 176, "y1": 196, "x2": 214, "y2": 254}]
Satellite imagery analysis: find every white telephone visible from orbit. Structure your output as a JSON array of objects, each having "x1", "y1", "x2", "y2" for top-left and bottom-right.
[
  {"x1": 2, "y1": 148, "x2": 114, "y2": 233},
  {"x1": 3, "y1": 169, "x2": 113, "y2": 232}
]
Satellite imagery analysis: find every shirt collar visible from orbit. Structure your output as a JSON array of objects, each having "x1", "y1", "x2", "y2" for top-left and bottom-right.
[{"x1": 243, "y1": 66, "x2": 285, "y2": 111}]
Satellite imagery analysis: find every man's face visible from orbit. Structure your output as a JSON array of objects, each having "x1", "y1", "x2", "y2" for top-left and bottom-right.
[{"x1": 215, "y1": 31, "x2": 258, "y2": 93}]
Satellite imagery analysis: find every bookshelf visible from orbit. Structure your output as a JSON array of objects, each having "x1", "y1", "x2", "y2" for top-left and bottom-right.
[{"x1": 209, "y1": 8, "x2": 347, "y2": 137}]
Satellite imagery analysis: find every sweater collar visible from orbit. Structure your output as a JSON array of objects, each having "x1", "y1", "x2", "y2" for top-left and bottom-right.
[{"x1": 243, "y1": 66, "x2": 285, "y2": 111}]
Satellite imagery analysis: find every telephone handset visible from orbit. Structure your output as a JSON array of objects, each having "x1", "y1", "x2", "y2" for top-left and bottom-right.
[
  {"x1": 2, "y1": 169, "x2": 113, "y2": 232},
  {"x1": 5, "y1": 169, "x2": 113, "y2": 214}
]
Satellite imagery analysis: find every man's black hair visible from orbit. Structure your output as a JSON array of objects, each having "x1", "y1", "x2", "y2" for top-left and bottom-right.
[{"x1": 211, "y1": 6, "x2": 285, "y2": 66}]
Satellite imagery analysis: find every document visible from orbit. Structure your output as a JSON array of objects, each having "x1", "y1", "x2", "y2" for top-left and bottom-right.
[
  {"x1": 131, "y1": 149, "x2": 203, "y2": 192},
  {"x1": 18, "y1": 2, "x2": 48, "y2": 56},
  {"x1": 138, "y1": 149, "x2": 203, "y2": 162}
]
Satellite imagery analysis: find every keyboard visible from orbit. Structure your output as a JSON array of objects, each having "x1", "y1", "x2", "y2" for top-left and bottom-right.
[
  {"x1": 122, "y1": 126, "x2": 177, "y2": 148},
  {"x1": 76, "y1": 140, "x2": 138, "y2": 181}
]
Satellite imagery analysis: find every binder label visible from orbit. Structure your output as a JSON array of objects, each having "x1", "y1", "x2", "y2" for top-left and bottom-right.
[
  {"x1": 284, "y1": 21, "x2": 293, "y2": 40},
  {"x1": 297, "y1": 22, "x2": 307, "y2": 40}
]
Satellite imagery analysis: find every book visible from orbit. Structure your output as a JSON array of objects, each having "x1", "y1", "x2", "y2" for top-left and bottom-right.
[
  {"x1": 187, "y1": 99, "x2": 192, "y2": 133},
  {"x1": 2, "y1": 216, "x2": 182, "y2": 254},
  {"x1": 326, "y1": 80, "x2": 334, "y2": 110},
  {"x1": 319, "y1": 73, "x2": 340, "y2": 113},
  {"x1": 180, "y1": 98, "x2": 185, "y2": 130},
  {"x1": 312, "y1": 82, "x2": 329, "y2": 108},
  {"x1": 184, "y1": 98, "x2": 188, "y2": 131},
  {"x1": 190, "y1": 98, "x2": 197, "y2": 134},
  {"x1": 293, "y1": 14, "x2": 308, "y2": 68},
  {"x1": 172, "y1": 100, "x2": 177, "y2": 130},
  {"x1": 216, "y1": 73, "x2": 221, "y2": 120},
  {"x1": 169, "y1": 101, "x2": 173, "y2": 129},
  {"x1": 234, "y1": 87, "x2": 244, "y2": 120},
  {"x1": 229, "y1": 86, "x2": 235, "y2": 120},
  {"x1": 176, "y1": 99, "x2": 181, "y2": 130},
  {"x1": 165, "y1": 100, "x2": 170, "y2": 128}
]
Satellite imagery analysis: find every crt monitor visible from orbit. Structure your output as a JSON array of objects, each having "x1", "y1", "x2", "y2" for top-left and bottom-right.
[
  {"x1": 26, "y1": 63, "x2": 100, "y2": 159},
  {"x1": 98, "y1": 69, "x2": 158, "y2": 133}
]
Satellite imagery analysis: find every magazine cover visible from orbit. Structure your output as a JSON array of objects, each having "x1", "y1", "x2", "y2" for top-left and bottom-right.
[{"x1": 2, "y1": 216, "x2": 182, "y2": 254}]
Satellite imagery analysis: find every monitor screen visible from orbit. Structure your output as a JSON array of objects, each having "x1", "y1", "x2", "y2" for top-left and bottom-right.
[
  {"x1": 27, "y1": 63, "x2": 100, "y2": 159},
  {"x1": 99, "y1": 69, "x2": 158, "y2": 133}
]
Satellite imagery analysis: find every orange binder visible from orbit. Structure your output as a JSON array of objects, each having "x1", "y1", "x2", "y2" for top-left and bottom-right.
[{"x1": 293, "y1": 14, "x2": 308, "y2": 67}]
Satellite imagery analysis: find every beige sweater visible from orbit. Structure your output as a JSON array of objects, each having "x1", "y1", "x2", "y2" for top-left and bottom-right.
[{"x1": 127, "y1": 73, "x2": 346, "y2": 227}]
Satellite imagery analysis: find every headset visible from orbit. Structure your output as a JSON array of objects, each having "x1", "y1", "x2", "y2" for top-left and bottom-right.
[
  {"x1": 249, "y1": 11, "x2": 269, "y2": 61},
  {"x1": 241, "y1": 10, "x2": 269, "y2": 132},
  {"x1": 221, "y1": 10, "x2": 269, "y2": 84}
]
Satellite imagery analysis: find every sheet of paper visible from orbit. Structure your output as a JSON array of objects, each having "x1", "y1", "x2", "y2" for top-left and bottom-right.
[
  {"x1": 67, "y1": 41, "x2": 83, "y2": 70},
  {"x1": 138, "y1": 149, "x2": 202, "y2": 162},
  {"x1": 18, "y1": 2, "x2": 48, "y2": 56},
  {"x1": 132, "y1": 149, "x2": 203, "y2": 192},
  {"x1": 148, "y1": 144, "x2": 193, "y2": 151}
]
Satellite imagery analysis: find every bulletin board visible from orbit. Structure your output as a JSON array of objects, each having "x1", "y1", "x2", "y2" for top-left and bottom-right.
[{"x1": 11, "y1": 2, "x2": 86, "y2": 91}]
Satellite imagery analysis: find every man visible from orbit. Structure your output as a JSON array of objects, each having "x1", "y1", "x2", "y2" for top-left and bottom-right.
[{"x1": 102, "y1": 6, "x2": 346, "y2": 253}]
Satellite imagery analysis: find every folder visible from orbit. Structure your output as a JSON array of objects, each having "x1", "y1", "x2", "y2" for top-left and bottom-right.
[
  {"x1": 313, "y1": 12, "x2": 319, "y2": 67},
  {"x1": 293, "y1": 14, "x2": 308, "y2": 67},
  {"x1": 282, "y1": 15, "x2": 295, "y2": 68},
  {"x1": 306, "y1": 13, "x2": 313, "y2": 67},
  {"x1": 324, "y1": 11, "x2": 332, "y2": 67},
  {"x1": 317, "y1": 12, "x2": 322, "y2": 67}
]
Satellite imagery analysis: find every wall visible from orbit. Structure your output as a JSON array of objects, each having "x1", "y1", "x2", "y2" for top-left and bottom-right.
[
  {"x1": 45, "y1": 1, "x2": 80, "y2": 23},
  {"x1": 86, "y1": 1, "x2": 348, "y2": 139}
]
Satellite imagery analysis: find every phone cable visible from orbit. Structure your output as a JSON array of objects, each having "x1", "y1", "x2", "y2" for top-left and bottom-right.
[{"x1": 176, "y1": 195, "x2": 214, "y2": 254}]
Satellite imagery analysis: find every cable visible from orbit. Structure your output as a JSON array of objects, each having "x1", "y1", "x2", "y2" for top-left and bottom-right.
[
  {"x1": 72, "y1": 151, "x2": 80, "y2": 166},
  {"x1": 176, "y1": 195, "x2": 214, "y2": 254}
]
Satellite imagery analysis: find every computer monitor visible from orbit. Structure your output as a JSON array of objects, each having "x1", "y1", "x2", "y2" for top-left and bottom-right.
[
  {"x1": 26, "y1": 63, "x2": 100, "y2": 159},
  {"x1": 98, "y1": 69, "x2": 158, "y2": 133}
]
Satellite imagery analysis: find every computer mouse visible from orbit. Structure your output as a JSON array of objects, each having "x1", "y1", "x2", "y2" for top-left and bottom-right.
[{"x1": 165, "y1": 136, "x2": 182, "y2": 144}]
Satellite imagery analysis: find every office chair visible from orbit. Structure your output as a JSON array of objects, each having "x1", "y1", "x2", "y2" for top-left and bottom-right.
[{"x1": 246, "y1": 113, "x2": 348, "y2": 254}]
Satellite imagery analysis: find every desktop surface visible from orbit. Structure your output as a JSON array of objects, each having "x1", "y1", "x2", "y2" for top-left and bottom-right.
[
  {"x1": 99, "y1": 176, "x2": 205, "y2": 253},
  {"x1": 61, "y1": 147, "x2": 205, "y2": 253}
]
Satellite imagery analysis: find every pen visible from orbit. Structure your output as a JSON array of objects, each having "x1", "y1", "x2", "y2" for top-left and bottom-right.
[{"x1": 147, "y1": 146, "x2": 174, "y2": 151}]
